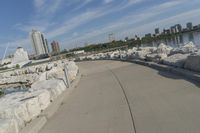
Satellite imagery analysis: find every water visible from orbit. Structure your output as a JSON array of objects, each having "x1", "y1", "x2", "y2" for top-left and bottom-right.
[
  {"x1": 0, "y1": 85, "x2": 29, "y2": 96},
  {"x1": 142, "y1": 31, "x2": 200, "y2": 48}
]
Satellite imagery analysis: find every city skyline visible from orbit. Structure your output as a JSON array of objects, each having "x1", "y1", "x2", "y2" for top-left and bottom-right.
[{"x1": 1, "y1": 0, "x2": 200, "y2": 56}]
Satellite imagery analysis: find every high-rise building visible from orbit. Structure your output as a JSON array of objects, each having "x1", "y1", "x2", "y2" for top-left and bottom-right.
[
  {"x1": 186, "y1": 22, "x2": 193, "y2": 30},
  {"x1": 175, "y1": 24, "x2": 182, "y2": 33},
  {"x1": 163, "y1": 29, "x2": 170, "y2": 35},
  {"x1": 30, "y1": 30, "x2": 49, "y2": 55},
  {"x1": 155, "y1": 28, "x2": 159, "y2": 35},
  {"x1": 45, "y1": 39, "x2": 50, "y2": 53},
  {"x1": 51, "y1": 41, "x2": 60, "y2": 54},
  {"x1": 170, "y1": 26, "x2": 176, "y2": 34}
]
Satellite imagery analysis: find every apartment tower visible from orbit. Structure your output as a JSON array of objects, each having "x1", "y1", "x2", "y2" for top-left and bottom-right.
[{"x1": 30, "y1": 30, "x2": 49, "y2": 55}]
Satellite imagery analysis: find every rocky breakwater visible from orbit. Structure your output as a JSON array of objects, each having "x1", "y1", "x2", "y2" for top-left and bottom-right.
[
  {"x1": 0, "y1": 60, "x2": 79, "y2": 133},
  {"x1": 76, "y1": 42, "x2": 200, "y2": 73}
]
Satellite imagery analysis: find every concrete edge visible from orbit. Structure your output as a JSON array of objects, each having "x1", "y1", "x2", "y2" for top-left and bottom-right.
[
  {"x1": 20, "y1": 72, "x2": 82, "y2": 133},
  {"x1": 121, "y1": 59, "x2": 200, "y2": 82},
  {"x1": 76, "y1": 59, "x2": 200, "y2": 82}
]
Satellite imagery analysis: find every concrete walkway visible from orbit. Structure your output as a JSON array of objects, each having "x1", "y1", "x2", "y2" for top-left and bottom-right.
[{"x1": 40, "y1": 60, "x2": 200, "y2": 133}]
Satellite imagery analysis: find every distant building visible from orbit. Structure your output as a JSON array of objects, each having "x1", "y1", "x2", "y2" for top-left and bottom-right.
[
  {"x1": 51, "y1": 41, "x2": 60, "y2": 54},
  {"x1": 30, "y1": 30, "x2": 49, "y2": 56},
  {"x1": 193, "y1": 24, "x2": 200, "y2": 30},
  {"x1": 169, "y1": 24, "x2": 182, "y2": 33},
  {"x1": 155, "y1": 28, "x2": 159, "y2": 35},
  {"x1": 124, "y1": 37, "x2": 129, "y2": 42},
  {"x1": 6, "y1": 47, "x2": 30, "y2": 68},
  {"x1": 145, "y1": 33, "x2": 151, "y2": 38},
  {"x1": 45, "y1": 39, "x2": 50, "y2": 52},
  {"x1": 163, "y1": 29, "x2": 170, "y2": 35},
  {"x1": 170, "y1": 26, "x2": 176, "y2": 34},
  {"x1": 193, "y1": 25, "x2": 198, "y2": 30},
  {"x1": 175, "y1": 24, "x2": 182, "y2": 33},
  {"x1": 108, "y1": 33, "x2": 115, "y2": 42},
  {"x1": 12, "y1": 47, "x2": 29, "y2": 64},
  {"x1": 186, "y1": 22, "x2": 193, "y2": 30}
]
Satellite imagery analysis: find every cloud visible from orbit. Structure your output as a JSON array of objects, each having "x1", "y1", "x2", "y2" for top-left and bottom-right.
[
  {"x1": 44, "y1": 0, "x2": 63, "y2": 15},
  {"x1": 71, "y1": 0, "x2": 92, "y2": 12},
  {"x1": 34, "y1": 0, "x2": 64, "y2": 16},
  {"x1": 14, "y1": 24, "x2": 46, "y2": 32},
  {"x1": 47, "y1": 10, "x2": 100, "y2": 38},
  {"x1": 34, "y1": 0, "x2": 46, "y2": 8},
  {"x1": 104, "y1": 0, "x2": 114, "y2": 4},
  {"x1": 46, "y1": 0, "x2": 145, "y2": 39},
  {"x1": 60, "y1": 0, "x2": 199, "y2": 47}
]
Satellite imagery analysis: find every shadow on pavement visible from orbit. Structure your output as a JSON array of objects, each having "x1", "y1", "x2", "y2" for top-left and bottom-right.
[{"x1": 158, "y1": 71, "x2": 200, "y2": 88}]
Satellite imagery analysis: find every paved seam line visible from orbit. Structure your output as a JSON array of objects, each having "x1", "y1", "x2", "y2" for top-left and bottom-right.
[{"x1": 108, "y1": 68, "x2": 137, "y2": 133}]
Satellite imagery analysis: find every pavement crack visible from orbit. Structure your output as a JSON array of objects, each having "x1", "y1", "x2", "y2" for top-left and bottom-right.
[{"x1": 108, "y1": 67, "x2": 137, "y2": 133}]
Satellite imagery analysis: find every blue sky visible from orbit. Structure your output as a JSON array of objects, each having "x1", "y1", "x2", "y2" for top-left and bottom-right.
[{"x1": 1, "y1": 0, "x2": 200, "y2": 56}]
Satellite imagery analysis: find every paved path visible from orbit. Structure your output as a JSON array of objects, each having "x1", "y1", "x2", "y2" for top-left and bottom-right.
[{"x1": 40, "y1": 60, "x2": 200, "y2": 133}]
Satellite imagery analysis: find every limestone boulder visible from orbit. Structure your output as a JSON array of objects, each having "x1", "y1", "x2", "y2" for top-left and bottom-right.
[
  {"x1": 170, "y1": 42, "x2": 197, "y2": 55},
  {"x1": 163, "y1": 54, "x2": 189, "y2": 68},
  {"x1": 184, "y1": 54, "x2": 200, "y2": 72},
  {"x1": 0, "y1": 119, "x2": 19, "y2": 133},
  {"x1": 157, "y1": 43, "x2": 173, "y2": 55}
]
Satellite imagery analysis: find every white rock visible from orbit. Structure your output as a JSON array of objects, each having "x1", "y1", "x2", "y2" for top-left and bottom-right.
[
  {"x1": 31, "y1": 79, "x2": 66, "y2": 101},
  {"x1": 170, "y1": 42, "x2": 197, "y2": 55},
  {"x1": 184, "y1": 55, "x2": 200, "y2": 72},
  {"x1": 109, "y1": 51, "x2": 120, "y2": 59},
  {"x1": 36, "y1": 90, "x2": 51, "y2": 110},
  {"x1": 163, "y1": 54, "x2": 189, "y2": 68},
  {"x1": 25, "y1": 96, "x2": 41, "y2": 119},
  {"x1": 157, "y1": 43, "x2": 172, "y2": 55},
  {"x1": 134, "y1": 50, "x2": 150, "y2": 60},
  {"x1": 0, "y1": 119, "x2": 19, "y2": 133},
  {"x1": 0, "y1": 60, "x2": 78, "y2": 131},
  {"x1": 182, "y1": 42, "x2": 197, "y2": 53},
  {"x1": 66, "y1": 61, "x2": 79, "y2": 81}
]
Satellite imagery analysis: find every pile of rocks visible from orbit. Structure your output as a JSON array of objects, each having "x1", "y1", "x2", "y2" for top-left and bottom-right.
[
  {"x1": 0, "y1": 59, "x2": 79, "y2": 133},
  {"x1": 76, "y1": 42, "x2": 200, "y2": 73},
  {"x1": 162, "y1": 42, "x2": 198, "y2": 68}
]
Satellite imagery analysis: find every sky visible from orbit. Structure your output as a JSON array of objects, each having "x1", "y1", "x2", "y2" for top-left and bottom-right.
[{"x1": 1, "y1": 0, "x2": 200, "y2": 56}]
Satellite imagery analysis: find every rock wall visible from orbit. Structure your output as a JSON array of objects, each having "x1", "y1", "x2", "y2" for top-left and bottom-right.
[
  {"x1": 0, "y1": 59, "x2": 79, "y2": 133},
  {"x1": 76, "y1": 42, "x2": 200, "y2": 73}
]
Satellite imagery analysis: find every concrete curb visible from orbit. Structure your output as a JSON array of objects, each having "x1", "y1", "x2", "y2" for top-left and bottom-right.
[{"x1": 20, "y1": 72, "x2": 82, "y2": 133}]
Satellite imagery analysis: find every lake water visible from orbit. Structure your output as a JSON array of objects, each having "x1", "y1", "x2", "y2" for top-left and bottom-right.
[
  {"x1": 142, "y1": 32, "x2": 200, "y2": 48},
  {"x1": 0, "y1": 85, "x2": 29, "y2": 96}
]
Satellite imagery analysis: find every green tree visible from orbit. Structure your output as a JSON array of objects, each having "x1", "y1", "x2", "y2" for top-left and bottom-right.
[{"x1": 16, "y1": 64, "x2": 20, "y2": 69}]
